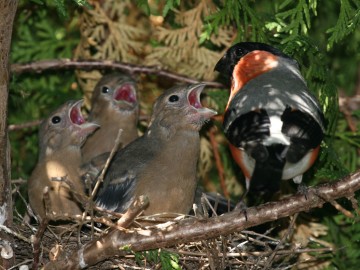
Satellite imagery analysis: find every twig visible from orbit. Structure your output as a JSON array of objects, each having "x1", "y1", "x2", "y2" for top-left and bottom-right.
[
  {"x1": 328, "y1": 200, "x2": 354, "y2": 218},
  {"x1": 92, "y1": 206, "x2": 124, "y2": 219},
  {"x1": 313, "y1": 177, "x2": 355, "y2": 218},
  {"x1": 202, "y1": 238, "x2": 220, "y2": 270},
  {"x1": 10, "y1": 59, "x2": 226, "y2": 89},
  {"x1": 116, "y1": 196, "x2": 149, "y2": 228},
  {"x1": 42, "y1": 210, "x2": 125, "y2": 231},
  {"x1": 208, "y1": 126, "x2": 228, "y2": 198},
  {"x1": 0, "y1": 225, "x2": 31, "y2": 244},
  {"x1": 171, "y1": 246, "x2": 333, "y2": 258},
  {"x1": 241, "y1": 230, "x2": 280, "y2": 244},
  {"x1": 200, "y1": 193, "x2": 215, "y2": 217},
  {"x1": 232, "y1": 233, "x2": 276, "y2": 249},
  {"x1": 11, "y1": 178, "x2": 27, "y2": 185},
  {"x1": 90, "y1": 128, "x2": 123, "y2": 200},
  {"x1": 8, "y1": 259, "x2": 33, "y2": 270},
  {"x1": 262, "y1": 213, "x2": 298, "y2": 269},
  {"x1": 348, "y1": 195, "x2": 360, "y2": 216},
  {"x1": 32, "y1": 187, "x2": 51, "y2": 270},
  {"x1": 8, "y1": 120, "x2": 42, "y2": 131},
  {"x1": 32, "y1": 218, "x2": 48, "y2": 270}
]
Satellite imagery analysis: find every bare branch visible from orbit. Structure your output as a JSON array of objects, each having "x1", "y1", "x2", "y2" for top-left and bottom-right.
[
  {"x1": 45, "y1": 169, "x2": 360, "y2": 269},
  {"x1": 10, "y1": 59, "x2": 226, "y2": 88},
  {"x1": 8, "y1": 120, "x2": 42, "y2": 132},
  {"x1": 90, "y1": 129, "x2": 123, "y2": 200},
  {"x1": 0, "y1": 225, "x2": 31, "y2": 244}
]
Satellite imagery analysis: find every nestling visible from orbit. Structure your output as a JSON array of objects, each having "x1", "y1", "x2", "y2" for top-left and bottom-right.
[
  {"x1": 95, "y1": 83, "x2": 217, "y2": 215},
  {"x1": 28, "y1": 100, "x2": 99, "y2": 221},
  {"x1": 81, "y1": 73, "x2": 139, "y2": 164}
]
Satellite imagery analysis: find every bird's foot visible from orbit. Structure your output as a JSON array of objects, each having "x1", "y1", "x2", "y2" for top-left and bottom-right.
[
  {"x1": 234, "y1": 191, "x2": 249, "y2": 221},
  {"x1": 297, "y1": 183, "x2": 308, "y2": 200},
  {"x1": 234, "y1": 201, "x2": 248, "y2": 221}
]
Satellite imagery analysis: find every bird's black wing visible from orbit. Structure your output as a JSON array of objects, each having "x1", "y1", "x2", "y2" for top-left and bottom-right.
[
  {"x1": 223, "y1": 108, "x2": 270, "y2": 150},
  {"x1": 95, "y1": 172, "x2": 136, "y2": 212},
  {"x1": 281, "y1": 106, "x2": 325, "y2": 163}
]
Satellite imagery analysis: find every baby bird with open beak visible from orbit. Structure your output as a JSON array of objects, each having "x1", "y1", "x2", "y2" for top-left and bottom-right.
[
  {"x1": 81, "y1": 73, "x2": 139, "y2": 164},
  {"x1": 95, "y1": 83, "x2": 217, "y2": 215},
  {"x1": 28, "y1": 100, "x2": 98, "y2": 221}
]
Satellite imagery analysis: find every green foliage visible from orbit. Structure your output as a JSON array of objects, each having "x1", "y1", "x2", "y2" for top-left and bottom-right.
[
  {"x1": 205, "y1": 88, "x2": 229, "y2": 114},
  {"x1": 136, "y1": 0, "x2": 151, "y2": 16},
  {"x1": 315, "y1": 141, "x2": 350, "y2": 181},
  {"x1": 30, "y1": 0, "x2": 92, "y2": 18},
  {"x1": 327, "y1": 0, "x2": 360, "y2": 49},
  {"x1": 271, "y1": 0, "x2": 318, "y2": 42},
  {"x1": 135, "y1": 249, "x2": 181, "y2": 270},
  {"x1": 12, "y1": 2, "x2": 79, "y2": 62},
  {"x1": 136, "y1": 0, "x2": 180, "y2": 17},
  {"x1": 324, "y1": 212, "x2": 360, "y2": 268},
  {"x1": 202, "y1": 0, "x2": 267, "y2": 42},
  {"x1": 53, "y1": 0, "x2": 67, "y2": 17},
  {"x1": 162, "y1": 0, "x2": 181, "y2": 17},
  {"x1": 333, "y1": 113, "x2": 360, "y2": 172}
]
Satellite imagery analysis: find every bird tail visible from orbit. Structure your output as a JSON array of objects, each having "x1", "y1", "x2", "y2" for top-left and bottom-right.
[{"x1": 249, "y1": 143, "x2": 287, "y2": 193}]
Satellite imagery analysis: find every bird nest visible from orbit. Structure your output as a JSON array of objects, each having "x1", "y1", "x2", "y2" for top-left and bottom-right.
[{"x1": 8, "y1": 189, "x2": 333, "y2": 270}]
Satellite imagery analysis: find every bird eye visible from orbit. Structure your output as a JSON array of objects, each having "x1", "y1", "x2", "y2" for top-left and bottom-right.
[
  {"x1": 168, "y1": 95, "x2": 179, "y2": 102},
  {"x1": 102, "y1": 86, "x2": 110, "y2": 94},
  {"x1": 51, "y1": 116, "x2": 61, "y2": 124}
]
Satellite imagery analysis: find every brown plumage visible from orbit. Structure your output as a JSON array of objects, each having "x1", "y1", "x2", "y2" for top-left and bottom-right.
[
  {"x1": 28, "y1": 100, "x2": 98, "y2": 221},
  {"x1": 95, "y1": 83, "x2": 217, "y2": 215},
  {"x1": 81, "y1": 73, "x2": 139, "y2": 164}
]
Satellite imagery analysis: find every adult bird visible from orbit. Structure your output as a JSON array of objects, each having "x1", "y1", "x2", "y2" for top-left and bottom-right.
[
  {"x1": 95, "y1": 83, "x2": 217, "y2": 215},
  {"x1": 28, "y1": 100, "x2": 99, "y2": 221},
  {"x1": 81, "y1": 73, "x2": 139, "y2": 164},
  {"x1": 215, "y1": 42, "x2": 325, "y2": 193}
]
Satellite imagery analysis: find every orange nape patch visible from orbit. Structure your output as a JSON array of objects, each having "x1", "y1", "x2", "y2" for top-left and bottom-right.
[{"x1": 227, "y1": 50, "x2": 278, "y2": 109}]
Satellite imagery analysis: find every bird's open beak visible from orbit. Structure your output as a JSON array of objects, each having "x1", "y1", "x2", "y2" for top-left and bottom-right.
[
  {"x1": 113, "y1": 83, "x2": 137, "y2": 104},
  {"x1": 187, "y1": 83, "x2": 217, "y2": 118},
  {"x1": 69, "y1": 100, "x2": 99, "y2": 134}
]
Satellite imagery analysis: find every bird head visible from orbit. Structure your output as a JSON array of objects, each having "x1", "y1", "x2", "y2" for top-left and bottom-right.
[
  {"x1": 149, "y1": 83, "x2": 217, "y2": 133},
  {"x1": 39, "y1": 100, "x2": 99, "y2": 159},
  {"x1": 215, "y1": 42, "x2": 298, "y2": 108},
  {"x1": 215, "y1": 42, "x2": 294, "y2": 78},
  {"x1": 91, "y1": 73, "x2": 138, "y2": 116}
]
